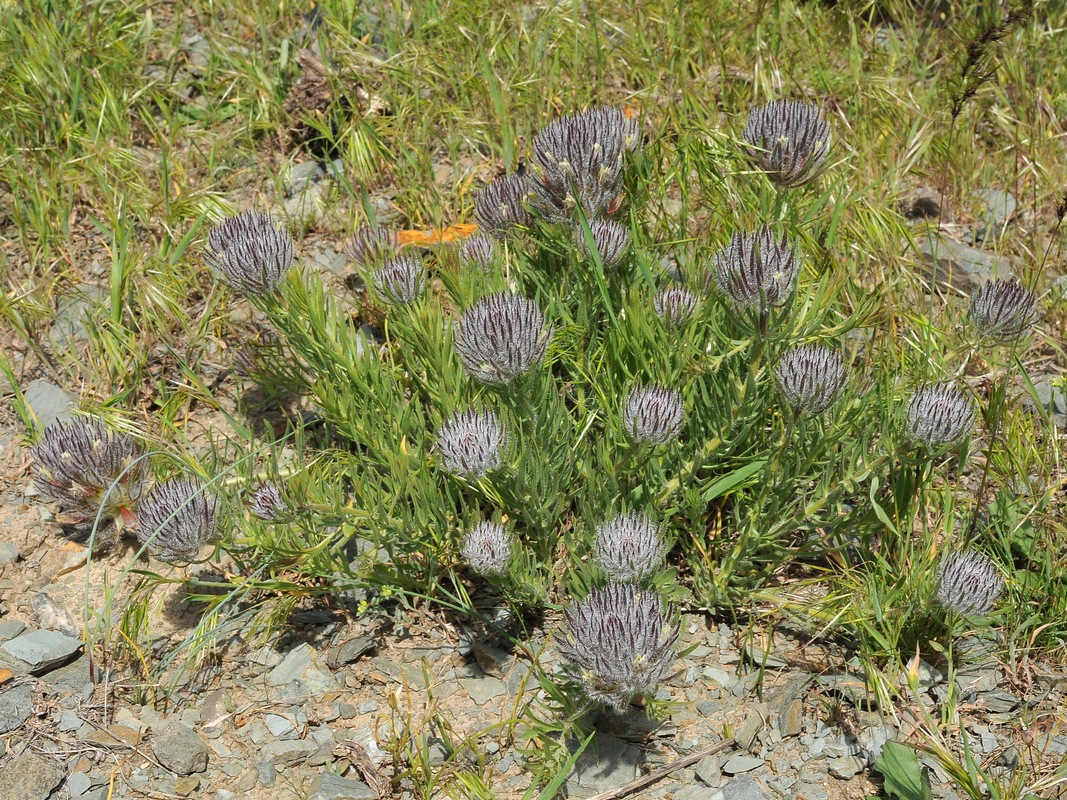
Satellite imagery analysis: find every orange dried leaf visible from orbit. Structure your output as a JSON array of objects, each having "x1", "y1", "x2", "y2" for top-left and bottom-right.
[
  {"x1": 397, "y1": 223, "x2": 478, "y2": 246},
  {"x1": 0, "y1": 668, "x2": 13, "y2": 685}
]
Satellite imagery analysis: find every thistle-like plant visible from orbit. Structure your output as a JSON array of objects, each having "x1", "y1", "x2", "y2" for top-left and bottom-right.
[
  {"x1": 474, "y1": 174, "x2": 533, "y2": 237},
  {"x1": 204, "y1": 211, "x2": 294, "y2": 295},
  {"x1": 576, "y1": 218, "x2": 630, "y2": 267},
  {"x1": 968, "y1": 279, "x2": 1037, "y2": 344},
  {"x1": 348, "y1": 226, "x2": 400, "y2": 269},
  {"x1": 623, "y1": 385, "x2": 684, "y2": 445},
  {"x1": 653, "y1": 286, "x2": 698, "y2": 325},
  {"x1": 136, "y1": 478, "x2": 221, "y2": 561},
  {"x1": 458, "y1": 233, "x2": 497, "y2": 272},
  {"x1": 595, "y1": 512, "x2": 664, "y2": 583},
  {"x1": 453, "y1": 293, "x2": 553, "y2": 384},
  {"x1": 906, "y1": 383, "x2": 976, "y2": 449},
  {"x1": 936, "y1": 550, "x2": 1003, "y2": 616},
  {"x1": 461, "y1": 521, "x2": 512, "y2": 576},
  {"x1": 528, "y1": 107, "x2": 640, "y2": 221},
  {"x1": 249, "y1": 483, "x2": 287, "y2": 521},
  {"x1": 436, "y1": 410, "x2": 508, "y2": 478},
  {"x1": 742, "y1": 100, "x2": 831, "y2": 188},
  {"x1": 556, "y1": 583, "x2": 679, "y2": 710},
  {"x1": 775, "y1": 344, "x2": 847, "y2": 415},
  {"x1": 371, "y1": 254, "x2": 426, "y2": 305},
  {"x1": 30, "y1": 417, "x2": 147, "y2": 532},
  {"x1": 712, "y1": 228, "x2": 800, "y2": 311}
]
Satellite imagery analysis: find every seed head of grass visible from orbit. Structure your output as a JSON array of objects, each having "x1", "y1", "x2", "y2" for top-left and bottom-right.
[
  {"x1": 461, "y1": 521, "x2": 512, "y2": 576},
  {"x1": 474, "y1": 174, "x2": 534, "y2": 238},
  {"x1": 595, "y1": 512, "x2": 664, "y2": 583},
  {"x1": 776, "y1": 344, "x2": 847, "y2": 415},
  {"x1": 458, "y1": 233, "x2": 497, "y2": 271},
  {"x1": 204, "y1": 212, "x2": 294, "y2": 295},
  {"x1": 968, "y1": 279, "x2": 1038, "y2": 344},
  {"x1": 936, "y1": 550, "x2": 1003, "y2": 616},
  {"x1": 712, "y1": 228, "x2": 799, "y2": 311},
  {"x1": 372, "y1": 254, "x2": 426, "y2": 305},
  {"x1": 653, "y1": 286, "x2": 698, "y2": 325},
  {"x1": 436, "y1": 410, "x2": 508, "y2": 478},
  {"x1": 347, "y1": 226, "x2": 400, "y2": 270},
  {"x1": 576, "y1": 218, "x2": 630, "y2": 267},
  {"x1": 136, "y1": 478, "x2": 220, "y2": 562},
  {"x1": 249, "y1": 483, "x2": 287, "y2": 521},
  {"x1": 556, "y1": 583, "x2": 679, "y2": 710},
  {"x1": 623, "y1": 385, "x2": 684, "y2": 445},
  {"x1": 30, "y1": 417, "x2": 147, "y2": 529},
  {"x1": 453, "y1": 293, "x2": 553, "y2": 384},
  {"x1": 906, "y1": 383, "x2": 975, "y2": 449},
  {"x1": 529, "y1": 107, "x2": 640, "y2": 222},
  {"x1": 742, "y1": 100, "x2": 831, "y2": 188}
]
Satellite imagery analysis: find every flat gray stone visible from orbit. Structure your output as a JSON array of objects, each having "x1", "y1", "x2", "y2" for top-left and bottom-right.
[
  {"x1": 0, "y1": 541, "x2": 19, "y2": 566},
  {"x1": 777, "y1": 698, "x2": 803, "y2": 737},
  {"x1": 0, "y1": 683, "x2": 33, "y2": 734},
  {"x1": 459, "y1": 675, "x2": 506, "y2": 705},
  {"x1": 722, "y1": 756, "x2": 763, "y2": 775},
  {"x1": 0, "y1": 619, "x2": 26, "y2": 640},
  {"x1": 674, "y1": 787, "x2": 715, "y2": 800},
  {"x1": 0, "y1": 750, "x2": 64, "y2": 800},
  {"x1": 981, "y1": 690, "x2": 1019, "y2": 712},
  {"x1": 259, "y1": 738, "x2": 317, "y2": 766},
  {"x1": 917, "y1": 235, "x2": 1014, "y2": 295},
  {"x1": 696, "y1": 753, "x2": 721, "y2": 786},
  {"x1": 25, "y1": 380, "x2": 76, "y2": 431},
  {"x1": 65, "y1": 771, "x2": 93, "y2": 797},
  {"x1": 1, "y1": 629, "x2": 83, "y2": 675},
  {"x1": 287, "y1": 160, "x2": 326, "y2": 195},
  {"x1": 50, "y1": 284, "x2": 107, "y2": 346},
  {"x1": 154, "y1": 722, "x2": 209, "y2": 774},
  {"x1": 954, "y1": 670, "x2": 998, "y2": 696},
  {"x1": 722, "y1": 775, "x2": 773, "y2": 800},
  {"x1": 264, "y1": 713, "x2": 297, "y2": 739},
  {"x1": 973, "y1": 188, "x2": 1016, "y2": 242},
  {"x1": 566, "y1": 733, "x2": 641, "y2": 796},
  {"x1": 266, "y1": 643, "x2": 337, "y2": 695},
  {"x1": 326, "y1": 635, "x2": 376, "y2": 669},
  {"x1": 828, "y1": 754, "x2": 866, "y2": 779},
  {"x1": 308, "y1": 774, "x2": 377, "y2": 800}
]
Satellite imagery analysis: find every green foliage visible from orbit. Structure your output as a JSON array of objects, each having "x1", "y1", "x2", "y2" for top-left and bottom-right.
[{"x1": 875, "y1": 741, "x2": 934, "y2": 800}]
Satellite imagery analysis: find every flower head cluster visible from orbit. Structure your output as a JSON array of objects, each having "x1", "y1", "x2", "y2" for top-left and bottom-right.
[
  {"x1": 576, "y1": 218, "x2": 630, "y2": 267},
  {"x1": 372, "y1": 254, "x2": 426, "y2": 305},
  {"x1": 906, "y1": 384, "x2": 975, "y2": 449},
  {"x1": 204, "y1": 212, "x2": 294, "y2": 295},
  {"x1": 743, "y1": 100, "x2": 831, "y2": 188},
  {"x1": 436, "y1": 410, "x2": 508, "y2": 478},
  {"x1": 595, "y1": 512, "x2": 664, "y2": 583},
  {"x1": 348, "y1": 226, "x2": 400, "y2": 269},
  {"x1": 556, "y1": 584, "x2": 679, "y2": 710},
  {"x1": 775, "y1": 344, "x2": 847, "y2": 415},
  {"x1": 653, "y1": 286, "x2": 698, "y2": 325},
  {"x1": 249, "y1": 483, "x2": 287, "y2": 521},
  {"x1": 474, "y1": 174, "x2": 534, "y2": 238},
  {"x1": 968, "y1": 279, "x2": 1037, "y2": 344},
  {"x1": 30, "y1": 417, "x2": 147, "y2": 530},
  {"x1": 454, "y1": 293, "x2": 553, "y2": 384},
  {"x1": 461, "y1": 521, "x2": 512, "y2": 576},
  {"x1": 529, "y1": 107, "x2": 641, "y2": 222},
  {"x1": 136, "y1": 478, "x2": 220, "y2": 561},
  {"x1": 712, "y1": 228, "x2": 799, "y2": 311},
  {"x1": 458, "y1": 233, "x2": 497, "y2": 272},
  {"x1": 623, "y1": 385, "x2": 684, "y2": 445},
  {"x1": 936, "y1": 550, "x2": 1003, "y2": 616}
]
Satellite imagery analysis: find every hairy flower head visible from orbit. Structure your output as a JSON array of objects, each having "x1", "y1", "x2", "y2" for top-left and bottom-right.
[
  {"x1": 623, "y1": 385, "x2": 684, "y2": 445},
  {"x1": 436, "y1": 410, "x2": 508, "y2": 478},
  {"x1": 454, "y1": 293, "x2": 553, "y2": 384},
  {"x1": 936, "y1": 550, "x2": 1003, "y2": 616},
  {"x1": 595, "y1": 512, "x2": 664, "y2": 583},
  {"x1": 653, "y1": 286, "x2": 698, "y2": 325},
  {"x1": 968, "y1": 279, "x2": 1037, "y2": 344},
  {"x1": 372, "y1": 254, "x2": 426, "y2": 305},
  {"x1": 458, "y1": 233, "x2": 498, "y2": 272},
  {"x1": 906, "y1": 383, "x2": 975, "y2": 449},
  {"x1": 743, "y1": 100, "x2": 831, "y2": 188},
  {"x1": 556, "y1": 584, "x2": 679, "y2": 710},
  {"x1": 137, "y1": 478, "x2": 220, "y2": 561},
  {"x1": 204, "y1": 212, "x2": 294, "y2": 294},
  {"x1": 776, "y1": 344, "x2": 847, "y2": 415},
  {"x1": 475, "y1": 174, "x2": 534, "y2": 238},
  {"x1": 348, "y1": 226, "x2": 400, "y2": 270},
  {"x1": 461, "y1": 521, "x2": 512, "y2": 576},
  {"x1": 712, "y1": 228, "x2": 799, "y2": 311},
  {"x1": 576, "y1": 218, "x2": 630, "y2": 267}
]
